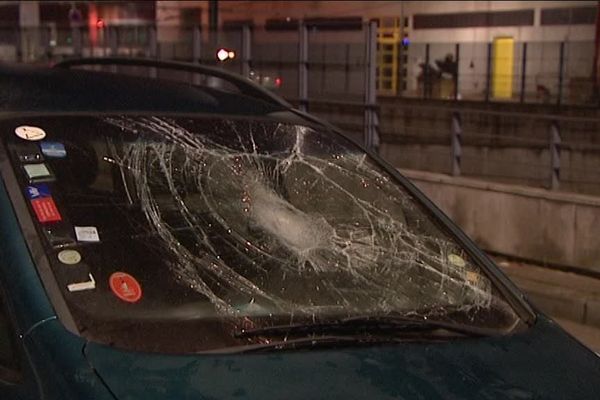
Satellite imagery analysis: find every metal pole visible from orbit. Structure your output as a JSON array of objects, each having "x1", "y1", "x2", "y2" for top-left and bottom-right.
[
  {"x1": 454, "y1": 43, "x2": 459, "y2": 100},
  {"x1": 108, "y1": 27, "x2": 117, "y2": 72},
  {"x1": 451, "y1": 112, "x2": 462, "y2": 176},
  {"x1": 72, "y1": 27, "x2": 82, "y2": 57},
  {"x1": 148, "y1": 25, "x2": 158, "y2": 78},
  {"x1": 520, "y1": 42, "x2": 527, "y2": 103},
  {"x1": 550, "y1": 121, "x2": 561, "y2": 190},
  {"x1": 192, "y1": 26, "x2": 202, "y2": 85},
  {"x1": 557, "y1": 41, "x2": 565, "y2": 107},
  {"x1": 192, "y1": 25, "x2": 201, "y2": 62},
  {"x1": 241, "y1": 24, "x2": 251, "y2": 78},
  {"x1": 424, "y1": 43, "x2": 430, "y2": 99},
  {"x1": 485, "y1": 42, "x2": 492, "y2": 102},
  {"x1": 364, "y1": 20, "x2": 378, "y2": 150},
  {"x1": 298, "y1": 20, "x2": 308, "y2": 112}
]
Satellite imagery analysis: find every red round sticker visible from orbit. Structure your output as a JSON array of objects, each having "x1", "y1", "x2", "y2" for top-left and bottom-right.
[{"x1": 109, "y1": 272, "x2": 142, "y2": 303}]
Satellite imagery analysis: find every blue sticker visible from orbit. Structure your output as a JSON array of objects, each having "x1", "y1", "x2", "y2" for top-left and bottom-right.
[
  {"x1": 40, "y1": 142, "x2": 66, "y2": 158},
  {"x1": 26, "y1": 184, "x2": 51, "y2": 200}
]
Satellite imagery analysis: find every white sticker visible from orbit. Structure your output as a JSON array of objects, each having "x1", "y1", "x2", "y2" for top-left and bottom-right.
[
  {"x1": 15, "y1": 125, "x2": 46, "y2": 141},
  {"x1": 448, "y1": 254, "x2": 466, "y2": 268},
  {"x1": 67, "y1": 273, "x2": 96, "y2": 292},
  {"x1": 24, "y1": 163, "x2": 51, "y2": 179},
  {"x1": 74, "y1": 226, "x2": 100, "y2": 242},
  {"x1": 58, "y1": 249, "x2": 81, "y2": 265}
]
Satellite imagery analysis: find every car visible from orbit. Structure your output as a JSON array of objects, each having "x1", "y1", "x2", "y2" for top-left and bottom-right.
[{"x1": 0, "y1": 57, "x2": 598, "y2": 400}]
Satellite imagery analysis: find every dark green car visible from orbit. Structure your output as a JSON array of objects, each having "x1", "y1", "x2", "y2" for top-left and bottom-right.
[{"x1": 0, "y1": 59, "x2": 598, "y2": 400}]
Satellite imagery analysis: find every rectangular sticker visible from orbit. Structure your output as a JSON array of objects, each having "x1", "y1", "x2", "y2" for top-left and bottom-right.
[
  {"x1": 75, "y1": 226, "x2": 100, "y2": 242},
  {"x1": 31, "y1": 197, "x2": 62, "y2": 223},
  {"x1": 40, "y1": 142, "x2": 67, "y2": 158},
  {"x1": 67, "y1": 273, "x2": 96, "y2": 292},
  {"x1": 23, "y1": 163, "x2": 52, "y2": 180},
  {"x1": 25, "y1": 183, "x2": 51, "y2": 200}
]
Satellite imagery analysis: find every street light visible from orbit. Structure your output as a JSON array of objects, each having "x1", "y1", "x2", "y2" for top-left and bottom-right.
[{"x1": 216, "y1": 48, "x2": 235, "y2": 62}]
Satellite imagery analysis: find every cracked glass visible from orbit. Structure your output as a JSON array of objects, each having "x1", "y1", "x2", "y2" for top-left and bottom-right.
[{"x1": 4, "y1": 115, "x2": 519, "y2": 353}]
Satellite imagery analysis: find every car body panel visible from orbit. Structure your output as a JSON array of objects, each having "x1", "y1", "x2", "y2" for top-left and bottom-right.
[{"x1": 80, "y1": 316, "x2": 600, "y2": 400}]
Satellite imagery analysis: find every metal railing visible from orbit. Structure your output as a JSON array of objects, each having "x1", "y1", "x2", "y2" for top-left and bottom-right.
[{"x1": 378, "y1": 103, "x2": 600, "y2": 195}]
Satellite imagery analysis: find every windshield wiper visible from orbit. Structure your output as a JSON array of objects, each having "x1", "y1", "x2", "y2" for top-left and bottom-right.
[{"x1": 234, "y1": 315, "x2": 498, "y2": 339}]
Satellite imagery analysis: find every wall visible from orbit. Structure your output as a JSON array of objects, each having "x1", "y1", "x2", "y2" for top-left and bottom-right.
[
  {"x1": 402, "y1": 169, "x2": 600, "y2": 272},
  {"x1": 215, "y1": 1, "x2": 597, "y2": 43}
]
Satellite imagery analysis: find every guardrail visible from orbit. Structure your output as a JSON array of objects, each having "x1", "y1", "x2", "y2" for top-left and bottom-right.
[{"x1": 377, "y1": 102, "x2": 600, "y2": 195}]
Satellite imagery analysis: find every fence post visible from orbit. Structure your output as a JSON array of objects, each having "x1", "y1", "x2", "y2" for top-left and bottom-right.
[
  {"x1": 298, "y1": 20, "x2": 308, "y2": 112},
  {"x1": 192, "y1": 25, "x2": 201, "y2": 62},
  {"x1": 520, "y1": 42, "x2": 527, "y2": 103},
  {"x1": 364, "y1": 20, "x2": 379, "y2": 150},
  {"x1": 485, "y1": 42, "x2": 492, "y2": 102},
  {"x1": 557, "y1": 41, "x2": 565, "y2": 107},
  {"x1": 550, "y1": 121, "x2": 561, "y2": 190},
  {"x1": 454, "y1": 43, "x2": 459, "y2": 100},
  {"x1": 191, "y1": 26, "x2": 202, "y2": 85},
  {"x1": 108, "y1": 26, "x2": 117, "y2": 72},
  {"x1": 241, "y1": 24, "x2": 251, "y2": 77},
  {"x1": 108, "y1": 26, "x2": 118, "y2": 56},
  {"x1": 451, "y1": 112, "x2": 462, "y2": 176},
  {"x1": 72, "y1": 27, "x2": 82, "y2": 57},
  {"x1": 147, "y1": 26, "x2": 158, "y2": 78},
  {"x1": 424, "y1": 43, "x2": 430, "y2": 99}
]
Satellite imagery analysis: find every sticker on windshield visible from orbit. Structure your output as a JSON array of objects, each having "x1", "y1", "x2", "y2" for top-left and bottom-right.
[
  {"x1": 23, "y1": 163, "x2": 52, "y2": 181},
  {"x1": 74, "y1": 226, "x2": 100, "y2": 242},
  {"x1": 31, "y1": 197, "x2": 62, "y2": 223},
  {"x1": 25, "y1": 183, "x2": 52, "y2": 200},
  {"x1": 447, "y1": 253, "x2": 466, "y2": 268},
  {"x1": 58, "y1": 249, "x2": 81, "y2": 265},
  {"x1": 67, "y1": 273, "x2": 96, "y2": 292},
  {"x1": 15, "y1": 125, "x2": 46, "y2": 141},
  {"x1": 40, "y1": 142, "x2": 67, "y2": 158},
  {"x1": 109, "y1": 272, "x2": 142, "y2": 303}
]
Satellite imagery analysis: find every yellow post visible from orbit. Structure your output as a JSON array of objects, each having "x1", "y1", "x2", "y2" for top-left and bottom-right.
[{"x1": 492, "y1": 37, "x2": 514, "y2": 99}]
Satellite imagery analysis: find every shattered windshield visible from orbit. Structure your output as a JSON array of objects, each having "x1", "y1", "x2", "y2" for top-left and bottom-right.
[{"x1": 3, "y1": 115, "x2": 518, "y2": 353}]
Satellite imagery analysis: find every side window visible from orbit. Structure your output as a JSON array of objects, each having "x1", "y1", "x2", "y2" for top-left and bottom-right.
[{"x1": 0, "y1": 294, "x2": 20, "y2": 382}]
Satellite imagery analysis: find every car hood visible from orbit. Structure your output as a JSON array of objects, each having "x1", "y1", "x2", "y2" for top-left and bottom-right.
[{"x1": 83, "y1": 317, "x2": 600, "y2": 400}]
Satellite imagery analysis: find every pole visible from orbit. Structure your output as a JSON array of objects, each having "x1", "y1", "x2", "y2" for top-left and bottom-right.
[
  {"x1": 298, "y1": 21, "x2": 308, "y2": 112},
  {"x1": 557, "y1": 41, "x2": 565, "y2": 107},
  {"x1": 451, "y1": 112, "x2": 462, "y2": 176},
  {"x1": 241, "y1": 24, "x2": 251, "y2": 77},
  {"x1": 550, "y1": 121, "x2": 561, "y2": 190},
  {"x1": 209, "y1": 0, "x2": 219, "y2": 47},
  {"x1": 485, "y1": 42, "x2": 492, "y2": 102},
  {"x1": 424, "y1": 43, "x2": 430, "y2": 99},
  {"x1": 364, "y1": 20, "x2": 379, "y2": 150},
  {"x1": 592, "y1": 1, "x2": 600, "y2": 101},
  {"x1": 520, "y1": 42, "x2": 527, "y2": 103},
  {"x1": 454, "y1": 43, "x2": 459, "y2": 100},
  {"x1": 148, "y1": 25, "x2": 157, "y2": 78}
]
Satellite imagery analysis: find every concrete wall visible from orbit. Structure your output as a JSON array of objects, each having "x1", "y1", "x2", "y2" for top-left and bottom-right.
[
  {"x1": 215, "y1": 1, "x2": 597, "y2": 43},
  {"x1": 402, "y1": 169, "x2": 600, "y2": 272}
]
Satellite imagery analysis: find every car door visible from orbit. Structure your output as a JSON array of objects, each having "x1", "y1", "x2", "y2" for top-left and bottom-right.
[{"x1": 0, "y1": 290, "x2": 26, "y2": 400}]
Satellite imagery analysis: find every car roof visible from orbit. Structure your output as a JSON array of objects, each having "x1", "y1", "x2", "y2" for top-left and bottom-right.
[{"x1": 0, "y1": 63, "x2": 288, "y2": 116}]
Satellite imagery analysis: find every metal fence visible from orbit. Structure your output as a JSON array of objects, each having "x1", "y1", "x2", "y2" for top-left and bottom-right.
[
  {"x1": 3, "y1": 23, "x2": 600, "y2": 195},
  {"x1": 3, "y1": 24, "x2": 597, "y2": 106},
  {"x1": 378, "y1": 102, "x2": 600, "y2": 196},
  {"x1": 402, "y1": 41, "x2": 597, "y2": 107}
]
